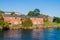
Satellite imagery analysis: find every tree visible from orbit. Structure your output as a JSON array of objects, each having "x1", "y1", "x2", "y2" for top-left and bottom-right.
[
  {"x1": 53, "y1": 17, "x2": 60, "y2": 23},
  {"x1": 27, "y1": 8, "x2": 40, "y2": 16},
  {"x1": 22, "y1": 17, "x2": 33, "y2": 28},
  {"x1": 0, "y1": 10, "x2": 4, "y2": 14},
  {"x1": 11, "y1": 12, "x2": 15, "y2": 15},
  {"x1": 27, "y1": 11, "x2": 34, "y2": 16},
  {"x1": 0, "y1": 10, "x2": 4, "y2": 20},
  {"x1": 34, "y1": 9, "x2": 40, "y2": 16},
  {"x1": 0, "y1": 10, "x2": 9, "y2": 30}
]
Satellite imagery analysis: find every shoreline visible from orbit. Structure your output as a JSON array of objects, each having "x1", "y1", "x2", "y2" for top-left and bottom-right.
[
  {"x1": 0, "y1": 24, "x2": 60, "y2": 31},
  {"x1": 9, "y1": 25, "x2": 60, "y2": 30}
]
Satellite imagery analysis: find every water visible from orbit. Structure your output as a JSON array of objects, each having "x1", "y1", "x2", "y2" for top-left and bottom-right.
[{"x1": 0, "y1": 29, "x2": 60, "y2": 40}]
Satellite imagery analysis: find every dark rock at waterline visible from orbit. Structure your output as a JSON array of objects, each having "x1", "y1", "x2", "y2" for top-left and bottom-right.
[{"x1": 2, "y1": 27, "x2": 9, "y2": 31}]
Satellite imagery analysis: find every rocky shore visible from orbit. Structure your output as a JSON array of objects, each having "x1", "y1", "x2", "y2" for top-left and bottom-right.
[{"x1": 8, "y1": 24, "x2": 60, "y2": 30}]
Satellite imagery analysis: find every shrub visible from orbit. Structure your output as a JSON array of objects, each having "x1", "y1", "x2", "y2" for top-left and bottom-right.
[{"x1": 22, "y1": 17, "x2": 33, "y2": 28}]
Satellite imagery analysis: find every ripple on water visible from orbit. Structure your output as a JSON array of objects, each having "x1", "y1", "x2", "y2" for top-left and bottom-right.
[{"x1": 0, "y1": 29, "x2": 60, "y2": 40}]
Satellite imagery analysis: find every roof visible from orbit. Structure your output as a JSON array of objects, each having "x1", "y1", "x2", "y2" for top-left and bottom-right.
[
  {"x1": 28, "y1": 16, "x2": 42, "y2": 18},
  {"x1": 2, "y1": 14, "x2": 24, "y2": 18}
]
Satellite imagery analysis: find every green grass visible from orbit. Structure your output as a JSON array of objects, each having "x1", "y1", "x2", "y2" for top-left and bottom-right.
[{"x1": 44, "y1": 21, "x2": 60, "y2": 26}]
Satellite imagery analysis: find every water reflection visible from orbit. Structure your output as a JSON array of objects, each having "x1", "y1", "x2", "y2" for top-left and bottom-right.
[
  {"x1": 0, "y1": 29, "x2": 60, "y2": 40},
  {"x1": 21, "y1": 29, "x2": 33, "y2": 40},
  {"x1": 32, "y1": 29, "x2": 44, "y2": 40},
  {"x1": 0, "y1": 31, "x2": 4, "y2": 38},
  {"x1": 3, "y1": 30, "x2": 21, "y2": 38}
]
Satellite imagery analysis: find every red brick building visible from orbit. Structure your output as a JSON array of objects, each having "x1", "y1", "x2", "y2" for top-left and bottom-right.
[
  {"x1": 2, "y1": 14, "x2": 22, "y2": 25},
  {"x1": 30, "y1": 17, "x2": 44, "y2": 25},
  {"x1": 2, "y1": 14, "x2": 44, "y2": 25}
]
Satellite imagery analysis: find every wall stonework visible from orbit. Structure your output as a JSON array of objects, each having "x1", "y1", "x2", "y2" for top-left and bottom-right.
[{"x1": 3, "y1": 16, "x2": 44, "y2": 25}]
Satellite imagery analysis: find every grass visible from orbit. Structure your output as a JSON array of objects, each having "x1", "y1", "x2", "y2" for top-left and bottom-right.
[{"x1": 44, "y1": 21, "x2": 60, "y2": 27}]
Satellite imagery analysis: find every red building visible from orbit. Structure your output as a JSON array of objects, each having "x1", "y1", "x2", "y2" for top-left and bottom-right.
[
  {"x1": 30, "y1": 17, "x2": 44, "y2": 25},
  {"x1": 2, "y1": 14, "x2": 22, "y2": 25},
  {"x1": 2, "y1": 14, "x2": 44, "y2": 25}
]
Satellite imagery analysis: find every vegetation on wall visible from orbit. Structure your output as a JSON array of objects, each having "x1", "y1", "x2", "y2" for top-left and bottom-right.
[{"x1": 21, "y1": 17, "x2": 33, "y2": 28}]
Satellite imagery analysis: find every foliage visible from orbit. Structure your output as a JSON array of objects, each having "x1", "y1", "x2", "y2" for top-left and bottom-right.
[
  {"x1": 0, "y1": 10, "x2": 9, "y2": 30},
  {"x1": 44, "y1": 17, "x2": 60, "y2": 26},
  {"x1": 22, "y1": 17, "x2": 33, "y2": 28},
  {"x1": 53, "y1": 17, "x2": 60, "y2": 23},
  {"x1": 27, "y1": 8, "x2": 40, "y2": 16},
  {"x1": 34, "y1": 9, "x2": 40, "y2": 16},
  {"x1": 0, "y1": 10, "x2": 4, "y2": 14},
  {"x1": 11, "y1": 12, "x2": 15, "y2": 15},
  {"x1": 27, "y1": 11, "x2": 34, "y2": 16}
]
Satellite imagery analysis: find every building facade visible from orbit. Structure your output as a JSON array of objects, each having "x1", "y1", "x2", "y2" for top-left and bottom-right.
[
  {"x1": 2, "y1": 13, "x2": 44, "y2": 25},
  {"x1": 30, "y1": 17, "x2": 44, "y2": 25},
  {"x1": 2, "y1": 13, "x2": 22, "y2": 25},
  {"x1": 3, "y1": 16, "x2": 22, "y2": 25}
]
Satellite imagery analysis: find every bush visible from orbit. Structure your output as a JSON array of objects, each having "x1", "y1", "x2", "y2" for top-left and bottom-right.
[
  {"x1": 0, "y1": 11, "x2": 9, "y2": 30},
  {"x1": 53, "y1": 17, "x2": 60, "y2": 23},
  {"x1": 22, "y1": 17, "x2": 33, "y2": 28}
]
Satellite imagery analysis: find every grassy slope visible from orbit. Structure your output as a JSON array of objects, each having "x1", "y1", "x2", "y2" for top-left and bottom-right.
[{"x1": 44, "y1": 21, "x2": 60, "y2": 27}]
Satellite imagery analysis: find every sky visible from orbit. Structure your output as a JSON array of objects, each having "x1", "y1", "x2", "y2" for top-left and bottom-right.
[{"x1": 0, "y1": 0, "x2": 60, "y2": 17}]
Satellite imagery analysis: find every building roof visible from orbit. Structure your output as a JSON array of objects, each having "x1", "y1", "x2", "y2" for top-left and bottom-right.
[
  {"x1": 2, "y1": 14, "x2": 25, "y2": 18},
  {"x1": 28, "y1": 16, "x2": 42, "y2": 18}
]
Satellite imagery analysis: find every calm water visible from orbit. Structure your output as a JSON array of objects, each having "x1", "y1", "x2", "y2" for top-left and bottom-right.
[{"x1": 0, "y1": 29, "x2": 60, "y2": 40}]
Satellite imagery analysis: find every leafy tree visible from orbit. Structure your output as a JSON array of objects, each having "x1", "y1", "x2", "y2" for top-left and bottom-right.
[
  {"x1": 27, "y1": 9, "x2": 40, "y2": 16},
  {"x1": 0, "y1": 10, "x2": 4, "y2": 20},
  {"x1": 34, "y1": 8, "x2": 40, "y2": 16},
  {"x1": 22, "y1": 17, "x2": 33, "y2": 28},
  {"x1": 27, "y1": 11, "x2": 34, "y2": 16},
  {"x1": 0, "y1": 10, "x2": 4, "y2": 14},
  {"x1": 0, "y1": 10, "x2": 9, "y2": 30},
  {"x1": 53, "y1": 17, "x2": 60, "y2": 23}
]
